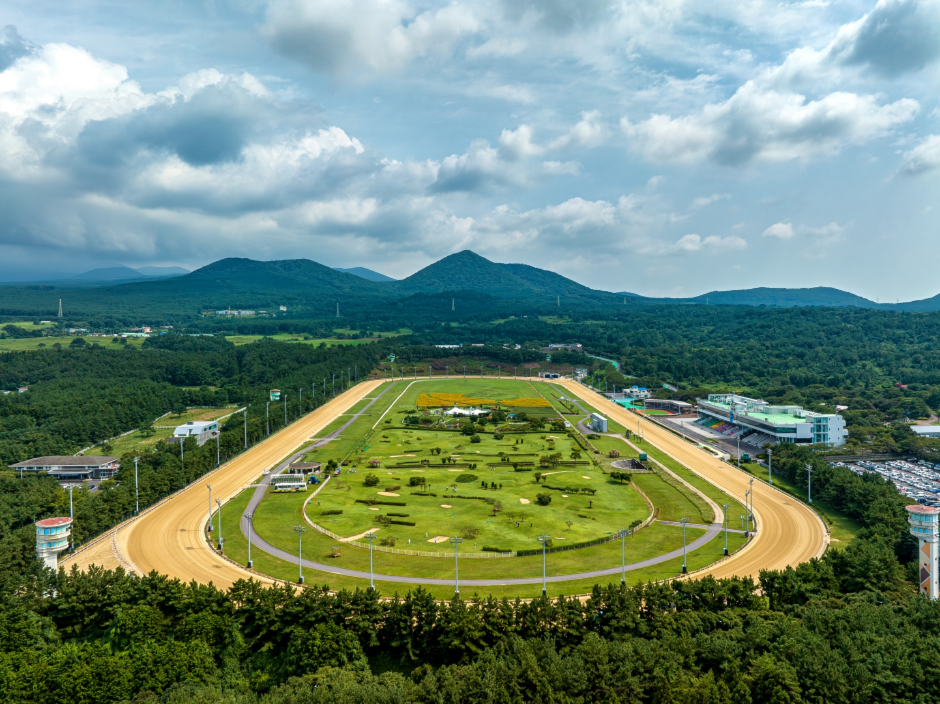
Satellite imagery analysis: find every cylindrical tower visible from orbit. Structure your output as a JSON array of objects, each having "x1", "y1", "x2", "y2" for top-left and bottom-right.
[
  {"x1": 907, "y1": 505, "x2": 939, "y2": 600},
  {"x1": 36, "y1": 517, "x2": 72, "y2": 570}
]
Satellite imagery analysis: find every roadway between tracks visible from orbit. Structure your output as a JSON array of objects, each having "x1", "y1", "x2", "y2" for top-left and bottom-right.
[{"x1": 64, "y1": 377, "x2": 827, "y2": 589}]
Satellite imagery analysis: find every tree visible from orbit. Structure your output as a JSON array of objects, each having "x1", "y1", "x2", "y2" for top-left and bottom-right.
[
  {"x1": 363, "y1": 473, "x2": 379, "y2": 487},
  {"x1": 69, "y1": 337, "x2": 87, "y2": 348},
  {"x1": 536, "y1": 493, "x2": 552, "y2": 506}
]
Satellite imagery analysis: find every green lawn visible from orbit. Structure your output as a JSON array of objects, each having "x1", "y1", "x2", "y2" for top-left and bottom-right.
[
  {"x1": 83, "y1": 407, "x2": 240, "y2": 456},
  {"x1": 225, "y1": 334, "x2": 379, "y2": 347},
  {"x1": 0, "y1": 335, "x2": 147, "y2": 352},
  {"x1": 742, "y1": 462, "x2": 862, "y2": 549}
]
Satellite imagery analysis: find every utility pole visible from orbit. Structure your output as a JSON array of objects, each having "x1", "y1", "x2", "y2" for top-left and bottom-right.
[
  {"x1": 216, "y1": 499, "x2": 223, "y2": 552},
  {"x1": 266, "y1": 402, "x2": 270, "y2": 436},
  {"x1": 449, "y1": 536, "x2": 463, "y2": 597},
  {"x1": 806, "y1": 463, "x2": 813, "y2": 504},
  {"x1": 243, "y1": 406, "x2": 248, "y2": 449},
  {"x1": 463, "y1": 365, "x2": 466, "y2": 378},
  {"x1": 294, "y1": 525, "x2": 306, "y2": 584},
  {"x1": 284, "y1": 392, "x2": 287, "y2": 427},
  {"x1": 480, "y1": 365, "x2": 483, "y2": 378},
  {"x1": 133, "y1": 456, "x2": 140, "y2": 514},
  {"x1": 180, "y1": 438, "x2": 184, "y2": 472},
  {"x1": 452, "y1": 297, "x2": 454, "y2": 312},
  {"x1": 723, "y1": 503, "x2": 729, "y2": 555},
  {"x1": 246, "y1": 513, "x2": 253, "y2": 567},
  {"x1": 538, "y1": 535, "x2": 550, "y2": 596},
  {"x1": 216, "y1": 429, "x2": 220, "y2": 467},
  {"x1": 749, "y1": 477, "x2": 755, "y2": 533},
  {"x1": 207, "y1": 484, "x2": 213, "y2": 534},
  {"x1": 744, "y1": 491, "x2": 750, "y2": 537},
  {"x1": 366, "y1": 531, "x2": 376, "y2": 590},
  {"x1": 332, "y1": 374, "x2": 335, "y2": 397},
  {"x1": 619, "y1": 527, "x2": 628, "y2": 583},
  {"x1": 767, "y1": 448, "x2": 772, "y2": 485},
  {"x1": 336, "y1": 302, "x2": 339, "y2": 318},
  {"x1": 680, "y1": 516, "x2": 689, "y2": 573}
]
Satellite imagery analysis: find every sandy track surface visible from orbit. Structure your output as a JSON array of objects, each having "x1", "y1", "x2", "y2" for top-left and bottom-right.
[
  {"x1": 63, "y1": 381, "x2": 384, "y2": 588},
  {"x1": 548, "y1": 379, "x2": 827, "y2": 579},
  {"x1": 64, "y1": 377, "x2": 825, "y2": 587}
]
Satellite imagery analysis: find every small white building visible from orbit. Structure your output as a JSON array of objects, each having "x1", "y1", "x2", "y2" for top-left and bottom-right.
[
  {"x1": 444, "y1": 406, "x2": 487, "y2": 416},
  {"x1": 36, "y1": 517, "x2": 72, "y2": 570},
  {"x1": 590, "y1": 413, "x2": 609, "y2": 433},
  {"x1": 170, "y1": 420, "x2": 219, "y2": 447},
  {"x1": 911, "y1": 426, "x2": 940, "y2": 440}
]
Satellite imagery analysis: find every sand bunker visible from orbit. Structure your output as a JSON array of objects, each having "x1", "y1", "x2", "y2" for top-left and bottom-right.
[
  {"x1": 427, "y1": 535, "x2": 449, "y2": 543},
  {"x1": 390, "y1": 454, "x2": 415, "y2": 458},
  {"x1": 378, "y1": 491, "x2": 400, "y2": 497},
  {"x1": 368, "y1": 507, "x2": 380, "y2": 511},
  {"x1": 582, "y1": 475, "x2": 591, "y2": 479},
  {"x1": 410, "y1": 469, "x2": 426, "y2": 472},
  {"x1": 541, "y1": 470, "x2": 572, "y2": 476},
  {"x1": 448, "y1": 469, "x2": 464, "y2": 472},
  {"x1": 562, "y1": 494, "x2": 568, "y2": 498},
  {"x1": 519, "y1": 498, "x2": 531, "y2": 504},
  {"x1": 440, "y1": 504, "x2": 452, "y2": 508}
]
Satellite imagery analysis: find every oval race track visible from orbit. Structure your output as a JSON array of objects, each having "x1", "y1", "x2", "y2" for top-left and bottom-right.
[{"x1": 65, "y1": 378, "x2": 827, "y2": 589}]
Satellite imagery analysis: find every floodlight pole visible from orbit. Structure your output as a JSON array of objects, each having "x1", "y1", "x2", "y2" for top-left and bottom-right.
[
  {"x1": 723, "y1": 503, "x2": 729, "y2": 555},
  {"x1": 366, "y1": 532, "x2": 376, "y2": 590},
  {"x1": 680, "y1": 516, "x2": 689, "y2": 573},
  {"x1": 449, "y1": 536, "x2": 463, "y2": 597},
  {"x1": 480, "y1": 365, "x2": 483, "y2": 378},
  {"x1": 216, "y1": 498, "x2": 223, "y2": 551},
  {"x1": 806, "y1": 463, "x2": 813, "y2": 503},
  {"x1": 744, "y1": 491, "x2": 750, "y2": 537},
  {"x1": 620, "y1": 527, "x2": 627, "y2": 583},
  {"x1": 767, "y1": 448, "x2": 772, "y2": 485},
  {"x1": 749, "y1": 477, "x2": 755, "y2": 533},
  {"x1": 294, "y1": 525, "x2": 306, "y2": 584},
  {"x1": 266, "y1": 402, "x2": 270, "y2": 436},
  {"x1": 463, "y1": 366, "x2": 466, "y2": 378},
  {"x1": 514, "y1": 366, "x2": 517, "y2": 378},
  {"x1": 246, "y1": 513, "x2": 253, "y2": 567},
  {"x1": 284, "y1": 392, "x2": 287, "y2": 426},
  {"x1": 413, "y1": 365, "x2": 417, "y2": 379},
  {"x1": 243, "y1": 406, "x2": 248, "y2": 449},
  {"x1": 68, "y1": 484, "x2": 74, "y2": 521},
  {"x1": 216, "y1": 429, "x2": 220, "y2": 467},
  {"x1": 133, "y1": 456, "x2": 140, "y2": 514},
  {"x1": 446, "y1": 365, "x2": 448, "y2": 378},
  {"x1": 538, "y1": 534, "x2": 550, "y2": 595},
  {"x1": 207, "y1": 484, "x2": 213, "y2": 533}
]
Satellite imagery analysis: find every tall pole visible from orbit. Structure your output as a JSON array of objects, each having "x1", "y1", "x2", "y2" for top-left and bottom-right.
[
  {"x1": 207, "y1": 484, "x2": 213, "y2": 534},
  {"x1": 680, "y1": 516, "x2": 689, "y2": 573},
  {"x1": 216, "y1": 429, "x2": 220, "y2": 467},
  {"x1": 332, "y1": 374, "x2": 335, "y2": 397},
  {"x1": 749, "y1": 477, "x2": 755, "y2": 533},
  {"x1": 767, "y1": 448, "x2": 773, "y2": 485},
  {"x1": 68, "y1": 485, "x2": 73, "y2": 521},
  {"x1": 266, "y1": 402, "x2": 270, "y2": 436},
  {"x1": 294, "y1": 525, "x2": 306, "y2": 584},
  {"x1": 243, "y1": 406, "x2": 248, "y2": 449},
  {"x1": 133, "y1": 456, "x2": 140, "y2": 514},
  {"x1": 806, "y1": 464, "x2": 813, "y2": 504},
  {"x1": 737, "y1": 434, "x2": 740, "y2": 466},
  {"x1": 620, "y1": 527, "x2": 627, "y2": 583},
  {"x1": 180, "y1": 439, "x2": 184, "y2": 473},
  {"x1": 246, "y1": 513, "x2": 253, "y2": 567},
  {"x1": 284, "y1": 392, "x2": 287, "y2": 426},
  {"x1": 367, "y1": 531, "x2": 376, "y2": 590},
  {"x1": 480, "y1": 365, "x2": 483, "y2": 378},
  {"x1": 413, "y1": 365, "x2": 416, "y2": 379},
  {"x1": 299, "y1": 388, "x2": 302, "y2": 416},
  {"x1": 449, "y1": 536, "x2": 463, "y2": 597},
  {"x1": 744, "y1": 491, "x2": 750, "y2": 537},
  {"x1": 463, "y1": 365, "x2": 466, "y2": 378},
  {"x1": 538, "y1": 534, "x2": 550, "y2": 595},
  {"x1": 723, "y1": 503, "x2": 729, "y2": 555},
  {"x1": 216, "y1": 499, "x2": 223, "y2": 552}
]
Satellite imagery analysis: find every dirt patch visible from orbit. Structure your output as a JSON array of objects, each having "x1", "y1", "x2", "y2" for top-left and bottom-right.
[
  {"x1": 377, "y1": 491, "x2": 400, "y2": 497},
  {"x1": 447, "y1": 469, "x2": 464, "y2": 472},
  {"x1": 561, "y1": 494, "x2": 568, "y2": 498},
  {"x1": 427, "y1": 535, "x2": 449, "y2": 543},
  {"x1": 368, "y1": 507, "x2": 380, "y2": 511},
  {"x1": 346, "y1": 528, "x2": 380, "y2": 541},
  {"x1": 410, "y1": 469, "x2": 426, "y2": 472},
  {"x1": 440, "y1": 504, "x2": 452, "y2": 508},
  {"x1": 519, "y1": 498, "x2": 531, "y2": 504},
  {"x1": 390, "y1": 454, "x2": 415, "y2": 458},
  {"x1": 541, "y1": 470, "x2": 572, "y2": 476}
]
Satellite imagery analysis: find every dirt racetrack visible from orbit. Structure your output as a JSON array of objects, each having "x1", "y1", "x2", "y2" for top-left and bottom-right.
[{"x1": 64, "y1": 377, "x2": 826, "y2": 588}]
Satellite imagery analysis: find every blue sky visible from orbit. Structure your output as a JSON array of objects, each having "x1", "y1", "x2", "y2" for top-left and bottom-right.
[{"x1": 1, "y1": 0, "x2": 938, "y2": 299}]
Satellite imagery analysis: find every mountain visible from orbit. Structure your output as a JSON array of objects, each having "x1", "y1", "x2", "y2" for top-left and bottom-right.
[
  {"x1": 685, "y1": 287, "x2": 878, "y2": 308},
  {"x1": 500, "y1": 263, "x2": 630, "y2": 304},
  {"x1": 136, "y1": 266, "x2": 190, "y2": 278},
  {"x1": 333, "y1": 267, "x2": 396, "y2": 283},
  {"x1": 71, "y1": 266, "x2": 146, "y2": 281}
]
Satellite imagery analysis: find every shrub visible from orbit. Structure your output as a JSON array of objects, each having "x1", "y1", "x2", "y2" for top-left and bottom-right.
[
  {"x1": 363, "y1": 473, "x2": 380, "y2": 487},
  {"x1": 408, "y1": 476, "x2": 426, "y2": 486},
  {"x1": 455, "y1": 473, "x2": 478, "y2": 483},
  {"x1": 355, "y1": 499, "x2": 407, "y2": 506},
  {"x1": 482, "y1": 546, "x2": 509, "y2": 553},
  {"x1": 379, "y1": 536, "x2": 397, "y2": 546},
  {"x1": 461, "y1": 527, "x2": 480, "y2": 539},
  {"x1": 320, "y1": 509, "x2": 343, "y2": 516},
  {"x1": 390, "y1": 520, "x2": 416, "y2": 526},
  {"x1": 386, "y1": 512, "x2": 409, "y2": 517},
  {"x1": 384, "y1": 485, "x2": 401, "y2": 492},
  {"x1": 494, "y1": 432, "x2": 504, "y2": 440},
  {"x1": 470, "y1": 436, "x2": 482, "y2": 444},
  {"x1": 536, "y1": 493, "x2": 552, "y2": 506}
]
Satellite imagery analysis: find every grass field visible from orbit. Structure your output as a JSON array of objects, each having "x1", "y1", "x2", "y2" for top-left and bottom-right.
[
  {"x1": 225, "y1": 334, "x2": 378, "y2": 347},
  {"x1": 0, "y1": 335, "x2": 147, "y2": 352},
  {"x1": 85, "y1": 407, "x2": 239, "y2": 457}
]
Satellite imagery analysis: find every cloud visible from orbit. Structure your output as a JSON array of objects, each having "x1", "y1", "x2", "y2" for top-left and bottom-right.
[
  {"x1": 498, "y1": 125, "x2": 545, "y2": 160},
  {"x1": 691, "y1": 193, "x2": 729, "y2": 209},
  {"x1": 0, "y1": 25, "x2": 33, "y2": 72},
  {"x1": 671, "y1": 234, "x2": 747, "y2": 252},
  {"x1": 622, "y1": 82, "x2": 918, "y2": 165},
  {"x1": 763, "y1": 222, "x2": 795, "y2": 239},
  {"x1": 263, "y1": 0, "x2": 480, "y2": 74},
  {"x1": 900, "y1": 134, "x2": 940, "y2": 175}
]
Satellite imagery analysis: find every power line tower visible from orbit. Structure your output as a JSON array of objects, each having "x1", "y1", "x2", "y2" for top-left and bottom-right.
[
  {"x1": 557, "y1": 295, "x2": 560, "y2": 307},
  {"x1": 57, "y1": 299, "x2": 63, "y2": 318},
  {"x1": 336, "y1": 302, "x2": 340, "y2": 318}
]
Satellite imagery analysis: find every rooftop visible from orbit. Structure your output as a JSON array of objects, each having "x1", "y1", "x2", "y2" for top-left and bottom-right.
[
  {"x1": 36, "y1": 517, "x2": 72, "y2": 527},
  {"x1": 10, "y1": 456, "x2": 119, "y2": 468},
  {"x1": 907, "y1": 505, "x2": 940, "y2": 514}
]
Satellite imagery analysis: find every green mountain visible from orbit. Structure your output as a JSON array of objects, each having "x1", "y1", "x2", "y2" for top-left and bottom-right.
[
  {"x1": 500, "y1": 263, "x2": 629, "y2": 304},
  {"x1": 390, "y1": 251, "x2": 543, "y2": 300},
  {"x1": 333, "y1": 267, "x2": 396, "y2": 282},
  {"x1": 684, "y1": 287, "x2": 878, "y2": 308}
]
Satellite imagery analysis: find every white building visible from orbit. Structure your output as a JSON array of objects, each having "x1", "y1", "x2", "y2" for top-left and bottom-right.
[
  {"x1": 10, "y1": 456, "x2": 119, "y2": 479},
  {"x1": 36, "y1": 517, "x2": 72, "y2": 570},
  {"x1": 911, "y1": 426, "x2": 940, "y2": 440},
  {"x1": 696, "y1": 393, "x2": 847, "y2": 447},
  {"x1": 170, "y1": 420, "x2": 219, "y2": 447},
  {"x1": 590, "y1": 413, "x2": 608, "y2": 433}
]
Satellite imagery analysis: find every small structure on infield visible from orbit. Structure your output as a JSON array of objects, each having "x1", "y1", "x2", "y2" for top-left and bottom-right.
[
  {"x1": 270, "y1": 389, "x2": 281, "y2": 402},
  {"x1": 908, "y1": 505, "x2": 939, "y2": 600},
  {"x1": 590, "y1": 413, "x2": 608, "y2": 433},
  {"x1": 36, "y1": 517, "x2": 72, "y2": 570}
]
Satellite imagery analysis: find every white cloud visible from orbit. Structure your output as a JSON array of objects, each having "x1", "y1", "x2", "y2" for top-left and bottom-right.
[
  {"x1": 671, "y1": 234, "x2": 747, "y2": 252},
  {"x1": 547, "y1": 110, "x2": 610, "y2": 150},
  {"x1": 263, "y1": 0, "x2": 481, "y2": 74},
  {"x1": 900, "y1": 134, "x2": 940, "y2": 175},
  {"x1": 498, "y1": 124, "x2": 545, "y2": 160},
  {"x1": 622, "y1": 82, "x2": 918, "y2": 165},
  {"x1": 763, "y1": 222, "x2": 795, "y2": 239}
]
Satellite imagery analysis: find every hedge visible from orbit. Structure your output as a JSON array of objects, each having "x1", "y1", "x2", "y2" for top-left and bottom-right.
[{"x1": 355, "y1": 499, "x2": 407, "y2": 506}]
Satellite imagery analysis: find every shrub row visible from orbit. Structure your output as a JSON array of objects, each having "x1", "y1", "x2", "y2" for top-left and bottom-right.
[
  {"x1": 516, "y1": 534, "x2": 614, "y2": 556},
  {"x1": 543, "y1": 484, "x2": 597, "y2": 495},
  {"x1": 386, "y1": 512, "x2": 409, "y2": 517},
  {"x1": 452, "y1": 495, "x2": 497, "y2": 504},
  {"x1": 410, "y1": 491, "x2": 438, "y2": 497},
  {"x1": 390, "y1": 520, "x2": 416, "y2": 526},
  {"x1": 320, "y1": 509, "x2": 343, "y2": 516},
  {"x1": 482, "y1": 546, "x2": 510, "y2": 553},
  {"x1": 355, "y1": 499, "x2": 407, "y2": 506}
]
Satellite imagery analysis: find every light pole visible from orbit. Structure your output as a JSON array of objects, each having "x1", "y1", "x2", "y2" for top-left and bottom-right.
[
  {"x1": 216, "y1": 499, "x2": 223, "y2": 552},
  {"x1": 463, "y1": 365, "x2": 466, "y2": 378},
  {"x1": 413, "y1": 365, "x2": 417, "y2": 379},
  {"x1": 680, "y1": 516, "x2": 689, "y2": 573},
  {"x1": 332, "y1": 373, "x2": 335, "y2": 397},
  {"x1": 744, "y1": 491, "x2": 750, "y2": 537},
  {"x1": 722, "y1": 503, "x2": 729, "y2": 555},
  {"x1": 243, "y1": 406, "x2": 248, "y2": 449},
  {"x1": 366, "y1": 531, "x2": 377, "y2": 590},
  {"x1": 294, "y1": 525, "x2": 306, "y2": 584},
  {"x1": 246, "y1": 513, "x2": 254, "y2": 567},
  {"x1": 480, "y1": 365, "x2": 483, "y2": 378},
  {"x1": 619, "y1": 527, "x2": 628, "y2": 584},
  {"x1": 737, "y1": 434, "x2": 740, "y2": 466},
  {"x1": 767, "y1": 448, "x2": 772, "y2": 485},
  {"x1": 207, "y1": 484, "x2": 213, "y2": 534},
  {"x1": 133, "y1": 456, "x2": 140, "y2": 514},
  {"x1": 514, "y1": 366, "x2": 517, "y2": 378},
  {"x1": 284, "y1": 392, "x2": 287, "y2": 426},
  {"x1": 266, "y1": 402, "x2": 270, "y2": 436},
  {"x1": 748, "y1": 477, "x2": 755, "y2": 533},
  {"x1": 180, "y1": 438, "x2": 184, "y2": 472},
  {"x1": 806, "y1": 463, "x2": 813, "y2": 504},
  {"x1": 216, "y1": 429, "x2": 220, "y2": 467},
  {"x1": 449, "y1": 536, "x2": 463, "y2": 597},
  {"x1": 538, "y1": 534, "x2": 550, "y2": 595},
  {"x1": 446, "y1": 365, "x2": 448, "y2": 378}
]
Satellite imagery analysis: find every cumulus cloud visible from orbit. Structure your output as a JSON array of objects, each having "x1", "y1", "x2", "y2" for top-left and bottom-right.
[
  {"x1": 763, "y1": 222, "x2": 795, "y2": 239},
  {"x1": 671, "y1": 234, "x2": 747, "y2": 252},
  {"x1": 262, "y1": 0, "x2": 480, "y2": 74},
  {"x1": 900, "y1": 134, "x2": 940, "y2": 175},
  {"x1": 622, "y1": 82, "x2": 918, "y2": 165}
]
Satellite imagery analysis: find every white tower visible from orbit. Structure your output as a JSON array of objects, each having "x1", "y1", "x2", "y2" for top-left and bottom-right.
[
  {"x1": 36, "y1": 517, "x2": 72, "y2": 570},
  {"x1": 907, "y1": 505, "x2": 939, "y2": 600}
]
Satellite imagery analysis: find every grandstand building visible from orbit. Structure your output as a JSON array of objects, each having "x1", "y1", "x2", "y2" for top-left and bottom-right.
[{"x1": 696, "y1": 393, "x2": 847, "y2": 447}]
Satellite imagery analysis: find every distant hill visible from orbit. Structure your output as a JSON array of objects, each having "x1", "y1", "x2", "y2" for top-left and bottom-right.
[
  {"x1": 333, "y1": 267, "x2": 396, "y2": 283},
  {"x1": 136, "y1": 266, "x2": 190, "y2": 278},
  {"x1": 685, "y1": 287, "x2": 878, "y2": 308},
  {"x1": 70, "y1": 266, "x2": 146, "y2": 281}
]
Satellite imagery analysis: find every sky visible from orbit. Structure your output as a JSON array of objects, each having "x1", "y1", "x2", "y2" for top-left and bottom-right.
[{"x1": 1, "y1": 0, "x2": 939, "y2": 300}]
